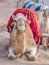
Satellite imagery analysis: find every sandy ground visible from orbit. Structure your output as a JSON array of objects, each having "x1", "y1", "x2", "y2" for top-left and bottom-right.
[
  {"x1": 0, "y1": 26, "x2": 49, "y2": 65},
  {"x1": 0, "y1": 0, "x2": 49, "y2": 65}
]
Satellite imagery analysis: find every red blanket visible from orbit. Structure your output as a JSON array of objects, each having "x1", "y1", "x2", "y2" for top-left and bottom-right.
[{"x1": 7, "y1": 8, "x2": 41, "y2": 43}]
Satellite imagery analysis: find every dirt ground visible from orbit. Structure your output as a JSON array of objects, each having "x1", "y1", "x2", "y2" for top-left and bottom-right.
[{"x1": 0, "y1": 0, "x2": 49, "y2": 65}]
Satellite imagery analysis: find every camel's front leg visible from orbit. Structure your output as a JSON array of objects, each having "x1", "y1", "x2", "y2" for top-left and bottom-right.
[{"x1": 8, "y1": 47, "x2": 16, "y2": 60}]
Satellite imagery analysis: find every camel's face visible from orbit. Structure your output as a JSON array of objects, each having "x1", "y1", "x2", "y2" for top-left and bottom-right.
[
  {"x1": 16, "y1": 18, "x2": 25, "y2": 32},
  {"x1": 12, "y1": 13, "x2": 27, "y2": 32}
]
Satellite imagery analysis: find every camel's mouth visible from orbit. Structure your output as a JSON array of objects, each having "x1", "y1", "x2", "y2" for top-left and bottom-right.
[{"x1": 17, "y1": 25, "x2": 25, "y2": 32}]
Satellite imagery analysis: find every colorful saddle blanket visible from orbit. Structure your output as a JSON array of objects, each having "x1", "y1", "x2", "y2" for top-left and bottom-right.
[{"x1": 7, "y1": 8, "x2": 41, "y2": 43}]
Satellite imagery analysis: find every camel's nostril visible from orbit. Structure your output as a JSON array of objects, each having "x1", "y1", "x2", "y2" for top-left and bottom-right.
[{"x1": 20, "y1": 23, "x2": 23, "y2": 26}]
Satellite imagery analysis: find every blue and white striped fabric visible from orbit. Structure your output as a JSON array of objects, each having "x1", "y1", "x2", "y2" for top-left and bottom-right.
[
  {"x1": 35, "y1": 5, "x2": 43, "y2": 12},
  {"x1": 23, "y1": 0, "x2": 43, "y2": 12},
  {"x1": 23, "y1": 0, "x2": 35, "y2": 9}
]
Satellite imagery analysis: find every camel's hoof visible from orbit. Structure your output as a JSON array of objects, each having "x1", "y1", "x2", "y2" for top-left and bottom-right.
[
  {"x1": 29, "y1": 57, "x2": 35, "y2": 61},
  {"x1": 26, "y1": 55, "x2": 35, "y2": 61},
  {"x1": 8, "y1": 56, "x2": 15, "y2": 60}
]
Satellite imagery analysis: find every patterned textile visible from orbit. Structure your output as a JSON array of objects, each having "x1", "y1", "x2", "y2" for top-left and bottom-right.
[
  {"x1": 23, "y1": 0, "x2": 35, "y2": 8},
  {"x1": 23, "y1": 0, "x2": 43, "y2": 12}
]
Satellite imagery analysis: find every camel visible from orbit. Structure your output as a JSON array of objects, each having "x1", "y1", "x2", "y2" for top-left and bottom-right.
[
  {"x1": 8, "y1": 13, "x2": 37, "y2": 61},
  {"x1": 38, "y1": 7, "x2": 49, "y2": 50}
]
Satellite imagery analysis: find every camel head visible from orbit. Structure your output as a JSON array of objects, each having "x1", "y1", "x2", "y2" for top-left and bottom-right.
[{"x1": 12, "y1": 13, "x2": 27, "y2": 32}]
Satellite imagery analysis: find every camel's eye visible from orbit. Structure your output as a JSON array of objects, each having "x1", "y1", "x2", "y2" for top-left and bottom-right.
[
  {"x1": 11, "y1": 24, "x2": 14, "y2": 28},
  {"x1": 10, "y1": 23, "x2": 15, "y2": 32}
]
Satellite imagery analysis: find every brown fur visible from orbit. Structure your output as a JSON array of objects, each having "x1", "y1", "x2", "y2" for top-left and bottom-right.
[{"x1": 10, "y1": 21, "x2": 37, "y2": 59}]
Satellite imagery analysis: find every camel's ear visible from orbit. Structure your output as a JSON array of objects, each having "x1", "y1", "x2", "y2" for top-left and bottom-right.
[{"x1": 12, "y1": 15, "x2": 15, "y2": 20}]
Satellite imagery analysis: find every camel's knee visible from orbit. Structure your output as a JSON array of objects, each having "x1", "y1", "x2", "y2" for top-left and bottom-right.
[
  {"x1": 8, "y1": 47, "x2": 16, "y2": 60},
  {"x1": 26, "y1": 47, "x2": 37, "y2": 61}
]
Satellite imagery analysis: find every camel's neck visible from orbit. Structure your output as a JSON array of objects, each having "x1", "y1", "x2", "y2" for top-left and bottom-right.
[
  {"x1": 17, "y1": 29, "x2": 25, "y2": 34},
  {"x1": 17, "y1": 30, "x2": 25, "y2": 42}
]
